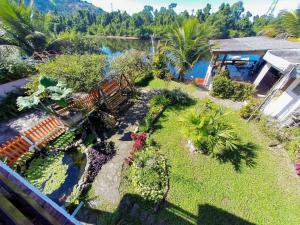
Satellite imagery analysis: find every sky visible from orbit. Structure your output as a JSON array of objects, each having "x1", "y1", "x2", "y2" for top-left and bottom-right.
[{"x1": 86, "y1": 0, "x2": 299, "y2": 16}]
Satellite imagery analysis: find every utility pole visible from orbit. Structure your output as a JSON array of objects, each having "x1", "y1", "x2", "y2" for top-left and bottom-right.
[{"x1": 266, "y1": 0, "x2": 279, "y2": 16}]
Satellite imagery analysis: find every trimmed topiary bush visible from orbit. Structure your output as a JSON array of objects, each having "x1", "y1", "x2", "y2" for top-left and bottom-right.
[{"x1": 211, "y1": 73, "x2": 254, "y2": 101}]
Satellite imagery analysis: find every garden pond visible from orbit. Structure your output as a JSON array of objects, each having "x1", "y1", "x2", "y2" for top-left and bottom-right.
[{"x1": 24, "y1": 149, "x2": 86, "y2": 206}]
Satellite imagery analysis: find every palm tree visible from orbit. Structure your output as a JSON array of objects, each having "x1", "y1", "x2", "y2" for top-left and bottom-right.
[
  {"x1": 164, "y1": 18, "x2": 209, "y2": 81},
  {"x1": 0, "y1": 0, "x2": 59, "y2": 54},
  {"x1": 281, "y1": 7, "x2": 300, "y2": 37}
]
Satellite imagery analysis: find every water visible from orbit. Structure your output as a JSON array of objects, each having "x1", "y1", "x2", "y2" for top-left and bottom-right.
[
  {"x1": 96, "y1": 38, "x2": 210, "y2": 79},
  {"x1": 48, "y1": 150, "x2": 86, "y2": 205}
]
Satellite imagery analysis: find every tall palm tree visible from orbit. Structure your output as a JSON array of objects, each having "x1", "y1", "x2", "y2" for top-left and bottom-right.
[
  {"x1": 281, "y1": 7, "x2": 300, "y2": 37},
  {"x1": 164, "y1": 18, "x2": 209, "y2": 81}
]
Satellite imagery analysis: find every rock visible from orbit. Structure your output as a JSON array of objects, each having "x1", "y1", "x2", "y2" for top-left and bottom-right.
[{"x1": 187, "y1": 140, "x2": 197, "y2": 152}]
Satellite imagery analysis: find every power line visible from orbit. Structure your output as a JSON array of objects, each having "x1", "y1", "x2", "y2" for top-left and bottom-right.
[{"x1": 266, "y1": 0, "x2": 279, "y2": 16}]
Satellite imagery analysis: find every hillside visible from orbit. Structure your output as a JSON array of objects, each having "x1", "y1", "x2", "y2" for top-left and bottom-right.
[{"x1": 25, "y1": 0, "x2": 102, "y2": 14}]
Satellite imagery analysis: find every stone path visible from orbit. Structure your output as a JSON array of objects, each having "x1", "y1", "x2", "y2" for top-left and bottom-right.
[
  {"x1": 91, "y1": 90, "x2": 153, "y2": 209},
  {"x1": 0, "y1": 109, "x2": 47, "y2": 143},
  {"x1": 191, "y1": 87, "x2": 244, "y2": 110}
]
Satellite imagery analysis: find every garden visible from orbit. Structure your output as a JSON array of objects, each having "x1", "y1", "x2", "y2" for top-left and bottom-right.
[{"x1": 0, "y1": 1, "x2": 299, "y2": 224}]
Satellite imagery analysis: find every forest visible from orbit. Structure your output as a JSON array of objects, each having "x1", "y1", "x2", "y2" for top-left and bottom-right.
[{"x1": 35, "y1": 2, "x2": 299, "y2": 39}]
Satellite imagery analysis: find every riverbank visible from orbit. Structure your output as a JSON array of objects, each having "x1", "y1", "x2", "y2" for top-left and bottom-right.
[{"x1": 90, "y1": 35, "x2": 140, "y2": 40}]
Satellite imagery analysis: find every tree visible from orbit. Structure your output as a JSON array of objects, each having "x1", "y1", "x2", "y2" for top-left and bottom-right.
[
  {"x1": 281, "y1": 7, "x2": 300, "y2": 37},
  {"x1": 110, "y1": 49, "x2": 151, "y2": 84},
  {"x1": 0, "y1": 0, "x2": 63, "y2": 54},
  {"x1": 35, "y1": 54, "x2": 107, "y2": 93},
  {"x1": 164, "y1": 19, "x2": 208, "y2": 81}
]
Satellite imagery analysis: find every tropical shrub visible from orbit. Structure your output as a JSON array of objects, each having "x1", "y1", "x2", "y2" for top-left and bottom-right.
[
  {"x1": 0, "y1": 53, "x2": 35, "y2": 84},
  {"x1": 240, "y1": 99, "x2": 260, "y2": 119},
  {"x1": 130, "y1": 147, "x2": 168, "y2": 203},
  {"x1": 233, "y1": 82, "x2": 254, "y2": 101},
  {"x1": 35, "y1": 54, "x2": 107, "y2": 92},
  {"x1": 17, "y1": 76, "x2": 72, "y2": 114},
  {"x1": 149, "y1": 95, "x2": 170, "y2": 108},
  {"x1": 163, "y1": 88, "x2": 191, "y2": 105},
  {"x1": 211, "y1": 74, "x2": 254, "y2": 101},
  {"x1": 183, "y1": 100, "x2": 240, "y2": 155},
  {"x1": 211, "y1": 74, "x2": 235, "y2": 99},
  {"x1": 152, "y1": 50, "x2": 169, "y2": 79},
  {"x1": 110, "y1": 49, "x2": 151, "y2": 85}
]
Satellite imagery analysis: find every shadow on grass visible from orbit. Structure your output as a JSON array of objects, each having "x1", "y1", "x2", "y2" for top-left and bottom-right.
[
  {"x1": 75, "y1": 194, "x2": 256, "y2": 225},
  {"x1": 216, "y1": 142, "x2": 257, "y2": 172}
]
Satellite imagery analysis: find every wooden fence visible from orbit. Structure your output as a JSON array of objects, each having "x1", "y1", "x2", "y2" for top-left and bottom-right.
[
  {"x1": 0, "y1": 76, "x2": 131, "y2": 167},
  {"x1": 0, "y1": 116, "x2": 67, "y2": 166}
]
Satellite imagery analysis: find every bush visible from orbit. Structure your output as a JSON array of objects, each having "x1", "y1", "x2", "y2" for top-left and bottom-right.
[
  {"x1": 110, "y1": 49, "x2": 151, "y2": 85},
  {"x1": 163, "y1": 89, "x2": 191, "y2": 105},
  {"x1": 240, "y1": 99, "x2": 260, "y2": 119},
  {"x1": 131, "y1": 133, "x2": 147, "y2": 151},
  {"x1": 35, "y1": 54, "x2": 107, "y2": 93},
  {"x1": 211, "y1": 75, "x2": 235, "y2": 99},
  {"x1": 183, "y1": 100, "x2": 241, "y2": 155},
  {"x1": 0, "y1": 91, "x2": 25, "y2": 121},
  {"x1": 282, "y1": 127, "x2": 300, "y2": 160},
  {"x1": 0, "y1": 55, "x2": 35, "y2": 84},
  {"x1": 211, "y1": 74, "x2": 254, "y2": 101},
  {"x1": 131, "y1": 147, "x2": 168, "y2": 203},
  {"x1": 232, "y1": 82, "x2": 254, "y2": 101},
  {"x1": 149, "y1": 95, "x2": 170, "y2": 108},
  {"x1": 152, "y1": 51, "x2": 169, "y2": 79}
]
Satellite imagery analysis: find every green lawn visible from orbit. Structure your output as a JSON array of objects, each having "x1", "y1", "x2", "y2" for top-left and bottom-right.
[
  {"x1": 119, "y1": 80, "x2": 300, "y2": 225},
  {"x1": 144, "y1": 104, "x2": 300, "y2": 225}
]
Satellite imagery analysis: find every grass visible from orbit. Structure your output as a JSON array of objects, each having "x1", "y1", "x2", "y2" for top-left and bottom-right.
[
  {"x1": 118, "y1": 80, "x2": 300, "y2": 224},
  {"x1": 125, "y1": 103, "x2": 300, "y2": 224}
]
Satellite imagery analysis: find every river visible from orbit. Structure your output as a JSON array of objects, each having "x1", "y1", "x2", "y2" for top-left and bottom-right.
[{"x1": 96, "y1": 38, "x2": 210, "y2": 79}]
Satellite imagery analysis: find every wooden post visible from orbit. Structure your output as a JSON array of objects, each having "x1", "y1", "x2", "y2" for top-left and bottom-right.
[
  {"x1": 121, "y1": 74, "x2": 134, "y2": 91},
  {"x1": 218, "y1": 54, "x2": 227, "y2": 73},
  {"x1": 204, "y1": 53, "x2": 218, "y2": 87}
]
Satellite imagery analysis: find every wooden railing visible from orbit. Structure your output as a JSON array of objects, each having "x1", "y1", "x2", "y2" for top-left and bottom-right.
[
  {"x1": 0, "y1": 116, "x2": 67, "y2": 166},
  {"x1": 0, "y1": 76, "x2": 131, "y2": 166}
]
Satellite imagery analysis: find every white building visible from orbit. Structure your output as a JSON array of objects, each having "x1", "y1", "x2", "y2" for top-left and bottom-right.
[
  {"x1": 204, "y1": 37, "x2": 300, "y2": 126},
  {"x1": 255, "y1": 49, "x2": 300, "y2": 126}
]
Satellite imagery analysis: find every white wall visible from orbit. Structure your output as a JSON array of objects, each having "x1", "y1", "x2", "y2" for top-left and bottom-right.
[{"x1": 263, "y1": 68, "x2": 300, "y2": 123}]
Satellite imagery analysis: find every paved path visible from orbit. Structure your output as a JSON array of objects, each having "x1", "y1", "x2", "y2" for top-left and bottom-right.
[
  {"x1": 91, "y1": 90, "x2": 153, "y2": 209},
  {"x1": 0, "y1": 77, "x2": 32, "y2": 98},
  {"x1": 0, "y1": 110, "x2": 47, "y2": 143},
  {"x1": 191, "y1": 87, "x2": 244, "y2": 110}
]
